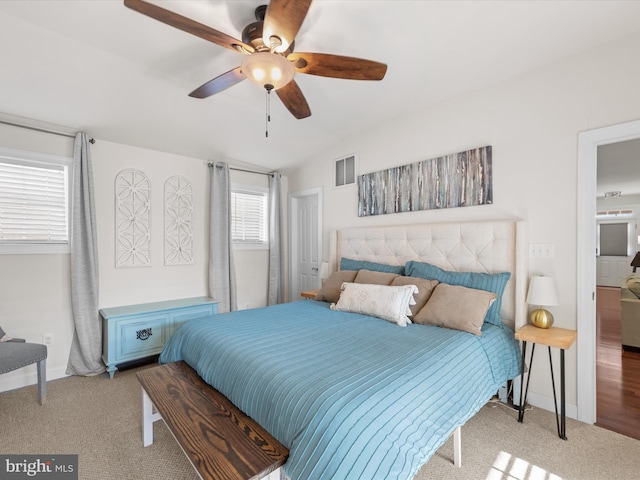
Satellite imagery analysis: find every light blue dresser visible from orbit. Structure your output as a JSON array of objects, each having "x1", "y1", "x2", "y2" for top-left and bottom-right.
[{"x1": 100, "y1": 296, "x2": 218, "y2": 379}]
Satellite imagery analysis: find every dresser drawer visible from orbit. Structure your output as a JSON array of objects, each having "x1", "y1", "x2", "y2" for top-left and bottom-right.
[{"x1": 116, "y1": 313, "x2": 169, "y2": 360}]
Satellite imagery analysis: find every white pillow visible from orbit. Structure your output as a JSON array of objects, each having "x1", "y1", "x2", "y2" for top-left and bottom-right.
[{"x1": 330, "y1": 282, "x2": 418, "y2": 326}]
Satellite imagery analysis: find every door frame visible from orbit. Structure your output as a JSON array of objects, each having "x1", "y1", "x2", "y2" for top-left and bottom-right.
[
  {"x1": 577, "y1": 118, "x2": 640, "y2": 423},
  {"x1": 288, "y1": 187, "x2": 323, "y2": 301}
]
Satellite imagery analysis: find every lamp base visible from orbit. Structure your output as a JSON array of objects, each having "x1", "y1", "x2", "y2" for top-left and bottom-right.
[{"x1": 530, "y1": 309, "x2": 554, "y2": 329}]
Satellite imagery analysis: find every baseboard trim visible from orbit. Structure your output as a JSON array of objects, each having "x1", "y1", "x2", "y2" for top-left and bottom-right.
[
  {"x1": 0, "y1": 365, "x2": 69, "y2": 394},
  {"x1": 526, "y1": 391, "x2": 578, "y2": 421}
]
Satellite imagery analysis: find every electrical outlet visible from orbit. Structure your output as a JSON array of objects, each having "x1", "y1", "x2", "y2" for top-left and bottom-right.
[{"x1": 42, "y1": 333, "x2": 54, "y2": 346}]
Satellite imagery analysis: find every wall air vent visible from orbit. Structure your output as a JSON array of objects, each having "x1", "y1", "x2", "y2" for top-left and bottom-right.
[{"x1": 334, "y1": 154, "x2": 357, "y2": 188}]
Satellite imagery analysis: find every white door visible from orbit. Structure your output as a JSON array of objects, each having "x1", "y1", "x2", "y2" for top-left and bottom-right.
[
  {"x1": 596, "y1": 256, "x2": 633, "y2": 287},
  {"x1": 289, "y1": 188, "x2": 322, "y2": 300}
]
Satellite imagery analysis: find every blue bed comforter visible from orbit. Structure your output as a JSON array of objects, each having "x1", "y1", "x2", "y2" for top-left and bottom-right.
[{"x1": 159, "y1": 300, "x2": 521, "y2": 480}]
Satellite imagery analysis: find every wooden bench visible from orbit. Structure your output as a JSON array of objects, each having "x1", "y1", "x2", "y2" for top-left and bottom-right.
[{"x1": 137, "y1": 361, "x2": 289, "y2": 480}]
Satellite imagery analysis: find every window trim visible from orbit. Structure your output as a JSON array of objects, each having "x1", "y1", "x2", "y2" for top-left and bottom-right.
[
  {"x1": 231, "y1": 183, "x2": 269, "y2": 251},
  {"x1": 0, "y1": 146, "x2": 72, "y2": 255}
]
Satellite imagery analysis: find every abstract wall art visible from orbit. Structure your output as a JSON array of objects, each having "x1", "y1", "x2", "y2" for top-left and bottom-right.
[{"x1": 357, "y1": 146, "x2": 492, "y2": 217}]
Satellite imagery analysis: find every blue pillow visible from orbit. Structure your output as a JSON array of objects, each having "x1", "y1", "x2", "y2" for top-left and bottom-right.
[
  {"x1": 340, "y1": 257, "x2": 405, "y2": 275},
  {"x1": 405, "y1": 260, "x2": 510, "y2": 325}
]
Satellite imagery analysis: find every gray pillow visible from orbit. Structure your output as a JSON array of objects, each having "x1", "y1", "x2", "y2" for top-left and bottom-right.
[
  {"x1": 413, "y1": 283, "x2": 497, "y2": 336},
  {"x1": 315, "y1": 270, "x2": 358, "y2": 303},
  {"x1": 354, "y1": 269, "x2": 399, "y2": 286},
  {"x1": 391, "y1": 276, "x2": 439, "y2": 317}
]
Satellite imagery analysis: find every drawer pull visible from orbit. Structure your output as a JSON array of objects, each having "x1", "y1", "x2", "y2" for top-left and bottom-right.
[{"x1": 136, "y1": 328, "x2": 153, "y2": 341}]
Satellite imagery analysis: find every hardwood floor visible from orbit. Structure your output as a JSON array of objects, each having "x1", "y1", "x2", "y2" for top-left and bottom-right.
[{"x1": 596, "y1": 286, "x2": 640, "y2": 440}]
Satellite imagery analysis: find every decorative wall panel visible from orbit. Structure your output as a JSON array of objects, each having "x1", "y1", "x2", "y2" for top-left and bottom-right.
[
  {"x1": 164, "y1": 175, "x2": 194, "y2": 265},
  {"x1": 357, "y1": 146, "x2": 492, "y2": 217},
  {"x1": 115, "y1": 169, "x2": 151, "y2": 267}
]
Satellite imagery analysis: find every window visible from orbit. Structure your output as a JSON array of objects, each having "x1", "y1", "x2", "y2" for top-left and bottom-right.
[
  {"x1": 597, "y1": 221, "x2": 635, "y2": 257},
  {"x1": 231, "y1": 185, "x2": 268, "y2": 249},
  {"x1": 0, "y1": 147, "x2": 71, "y2": 254}
]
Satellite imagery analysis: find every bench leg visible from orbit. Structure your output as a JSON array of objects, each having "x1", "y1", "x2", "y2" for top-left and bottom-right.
[
  {"x1": 142, "y1": 387, "x2": 162, "y2": 447},
  {"x1": 37, "y1": 359, "x2": 46, "y2": 405},
  {"x1": 263, "y1": 467, "x2": 282, "y2": 480},
  {"x1": 453, "y1": 426, "x2": 462, "y2": 468}
]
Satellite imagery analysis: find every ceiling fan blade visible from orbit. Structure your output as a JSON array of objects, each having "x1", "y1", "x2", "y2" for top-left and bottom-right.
[
  {"x1": 288, "y1": 52, "x2": 387, "y2": 80},
  {"x1": 263, "y1": 0, "x2": 312, "y2": 51},
  {"x1": 189, "y1": 67, "x2": 246, "y2": 99},
  {"x1": 276, "y1": 80, "x2": 311, "y2": 119},
  {"x1": 124, "y1": 0, "x2": 254, "y2": 54}
]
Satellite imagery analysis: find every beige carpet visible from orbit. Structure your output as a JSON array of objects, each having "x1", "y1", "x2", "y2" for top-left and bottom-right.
[{"x1": 1, "y1": 365, "x2": 638, "y2": 480}]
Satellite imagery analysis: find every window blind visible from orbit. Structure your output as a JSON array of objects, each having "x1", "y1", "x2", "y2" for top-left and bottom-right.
[
  {"x1": 0, "y1": 160, "x2": 68, "y2": 243},
  {"x1": 231, "y1": 189, "x2": 266, "y2": 244}
]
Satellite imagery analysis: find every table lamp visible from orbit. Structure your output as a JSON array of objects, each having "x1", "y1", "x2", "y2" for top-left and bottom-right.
[
  {"x1": 631, "y1": 252, "x2": 640, "y2": 273},
  {"x1": 526, "y1": 275, "x2": 558, "y2": 329}
]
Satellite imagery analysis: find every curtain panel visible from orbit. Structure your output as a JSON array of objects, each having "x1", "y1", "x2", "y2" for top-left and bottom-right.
[
  {"x1": 67, "y1": 132, "x2": 105, "y2": 376},
  {"x1": 268, "y1": 173, "x2": 284, "y2": 305},
  {"x1": 209, "y1": 162, "x2": 237, "y2": 313}
]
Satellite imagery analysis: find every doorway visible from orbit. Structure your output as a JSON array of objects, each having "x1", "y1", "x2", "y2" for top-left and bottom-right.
[
  {"x1": 577, "y1": 119, "x2": 640, "y2": 425},
  {"x1": 595, "y1": 285, "x2": 640, "y2": 439},
  {"x1": 288, "y1": 187, "x2": 323, "y2": 301}
]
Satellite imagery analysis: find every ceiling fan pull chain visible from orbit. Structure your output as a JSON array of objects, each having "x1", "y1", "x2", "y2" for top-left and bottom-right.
[{"x1": 265, "y1": 84, "x2": 274, "y2": 138}]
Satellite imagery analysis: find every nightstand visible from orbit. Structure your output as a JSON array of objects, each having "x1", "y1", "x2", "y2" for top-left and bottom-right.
[
  {"x1": 300, "y1": 289, "x2": 319, "y2": 299},
  {"x1": 515, "y1": 324, "x2": 577, "y2": 439}
]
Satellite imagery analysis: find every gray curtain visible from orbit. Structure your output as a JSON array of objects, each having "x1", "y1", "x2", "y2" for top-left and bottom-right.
[
  {"x1": 268, "y1": 173, "x2": 284, "y2": 305},
  {"x1": 209, "y1": 162, "x2": 237, "y2": 313},
  {"x1": 67, "y1": 133, "x2": 105, "y2": 376}
]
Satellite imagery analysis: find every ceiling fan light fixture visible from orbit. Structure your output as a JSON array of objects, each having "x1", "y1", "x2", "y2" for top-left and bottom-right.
[{"x1": 241, "y1": 52, "x2": 295, "y2": 90}]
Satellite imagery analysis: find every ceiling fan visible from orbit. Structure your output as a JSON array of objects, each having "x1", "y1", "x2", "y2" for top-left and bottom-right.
[{"x1": 123, "y1": 0, "x2": 387, "y2": 120}]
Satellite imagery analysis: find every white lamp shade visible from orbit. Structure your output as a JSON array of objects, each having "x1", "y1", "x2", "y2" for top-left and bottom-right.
[
  {"x1": 241, "y1": 52, "x2": 295, "y2": 90},
  {"x1": 526, "y1": 275, "x2": 558, "y2": 306}
]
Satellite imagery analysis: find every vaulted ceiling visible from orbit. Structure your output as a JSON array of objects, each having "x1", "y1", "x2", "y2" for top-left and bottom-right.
[{"x1": 1, "y1": 1, "x2": 640, "y2": 173}]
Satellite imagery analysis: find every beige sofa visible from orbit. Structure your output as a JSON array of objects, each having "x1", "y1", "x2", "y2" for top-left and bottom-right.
[{"x1": 621, "y1": 275, "x2": 640, "y2": 351}]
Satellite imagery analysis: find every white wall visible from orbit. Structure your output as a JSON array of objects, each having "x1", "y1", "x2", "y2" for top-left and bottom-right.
[
  {"x1": 287, "y1": 30, "x2": 640, "y2": 417},
  {"x1": 0, "y1": 133, "x2": 278, "y2": 392},
  {"x1": 0, "y1": 123, "x2": 76, "y2": 390},
  {"x1": 94, "y1": 140, "x2": 209, "y2": 308}
]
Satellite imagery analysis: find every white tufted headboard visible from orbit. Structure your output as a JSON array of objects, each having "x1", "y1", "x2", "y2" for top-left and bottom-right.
[{"x1": 329, "y1": 220, "x2": 528, "y2": 329}]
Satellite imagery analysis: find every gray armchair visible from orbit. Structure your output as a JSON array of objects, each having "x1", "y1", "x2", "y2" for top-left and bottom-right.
[{"x1": 0, "y1": 327, "x2": 47, "y2": 404}]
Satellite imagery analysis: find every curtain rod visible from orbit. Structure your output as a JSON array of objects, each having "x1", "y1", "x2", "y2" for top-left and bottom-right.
[
  {"x1": 207, "y1": 162, "x2": 274, "y2": 176},
  {"x1": 0, "y1": 119, "x2": 95, "y2": 144}
]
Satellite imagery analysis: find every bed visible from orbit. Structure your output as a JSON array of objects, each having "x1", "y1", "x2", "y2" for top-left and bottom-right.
[{"x1": 158, "y1": 219, "x2": 527, "y2": 480}]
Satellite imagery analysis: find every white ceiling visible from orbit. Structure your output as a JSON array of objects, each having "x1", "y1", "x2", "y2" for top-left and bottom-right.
[{"x1": 2, "y1": 1, "x2": 640, "y2": 173}]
